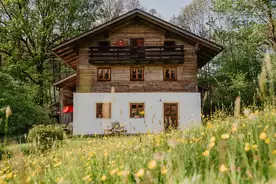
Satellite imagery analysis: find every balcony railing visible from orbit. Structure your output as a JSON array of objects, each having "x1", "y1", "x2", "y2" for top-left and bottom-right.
[{"x1": 89, "y1": 45, "x2": 184, "y2": 64}]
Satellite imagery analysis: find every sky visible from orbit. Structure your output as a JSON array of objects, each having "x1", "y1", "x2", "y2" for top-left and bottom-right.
[{"x1": 139, "y1": 0, "x2": 192, "y2": 20}]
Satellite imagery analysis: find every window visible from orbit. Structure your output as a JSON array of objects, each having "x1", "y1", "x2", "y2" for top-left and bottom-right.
[
  {"x1": 98, "y1": 40, "x2": 110, "y2": 47},
  {"x1": 97, "y1": 68, "x2": 111, "y2": 81},
  {"x1": 164, "y1": 67, "x2": 177, "y2": 81},
  {"x1": 96, "y1": 103, "x2": 111, "y2": 118},
  {"x1": 164, "y1": 41, "x2": 176, "y2": 46},
  {"x1": 130, "y1": 103, "x2": 145, "y2": 118},
  {"x1": 164, "y1": 41, "x2": 176, "y2": 51},
  {"x1": 130, "y1": 67, "x2": 144, "y2": 81},
  {"x1": 98, "y1": 41, "x2": 110, "y2": 51}
]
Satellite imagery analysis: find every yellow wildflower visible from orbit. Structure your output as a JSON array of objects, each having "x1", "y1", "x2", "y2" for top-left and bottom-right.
[
  {"x1": 117, "y1": 171, "x2": 130, "y2": 177},
  {"x1": 104, "y1": 151, "x2": 108, "y2": 157},
  {"x1": 26, "y1": 177, "x2": 31, "y2": 183},
  {"x1": 135, "y1": 169, "x2": 144, "y2": 178},
  {"x1": 82, "y1": 175, "x2": 92, "y2": 181},
  {"x1": 252, "y1": 144, "x2": 258, "y2": 149},
  {"x1": 6, "y1": 172, "x2": 12, "y2": 179},
  {"x1": 259, "y1": 132, "x2": 267, "y2": 140},
  {"x1": 161, "y1": 166, "x2": 168, "y2": 175},
  {"x1": 219, "y1": 164, "x2": 229, "y2": 173},
  {"x1": 101, "y1": 175, "x2": 106, "y2": 181},
  {"x1": 272, "y1": 150, "x2": 276, "y2": 155},
  {"x1": 109, "y1": 168, "x2": 119, "y2": 176},
  {"x1": 202, "y1": 150, "x2": 210, "y2": 157},
  {"x1": 207, "y1": 122, "x2": 213, "y2": 129},
  {"x1": 209, "y1": 142, "x2": 215, "y2": 149},
  {"x1": 147, "y1": 160, "x2": 157, "y2": 169},
  {"x1": 244, "y1": 143, "x2": 250, "y2": 152},
  {"x1": 265, "y1": 138, "x2": 270, "y2": 144},
  {"x1": 221, "y1": 133, "x2": 230, "y2": 140},
  {"x1": 210, "y1": 136, "x2": 216, "y2": 142}
]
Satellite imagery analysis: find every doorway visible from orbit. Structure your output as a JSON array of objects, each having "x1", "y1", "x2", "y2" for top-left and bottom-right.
[
  {"x1": 164, "y1": 103, "x2": 178, "y2": 130},
  {"x1": 130, "y1": 38, "x2": 145, "y2": 59}
]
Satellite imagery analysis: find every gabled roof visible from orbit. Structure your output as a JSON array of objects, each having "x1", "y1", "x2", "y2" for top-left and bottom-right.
[{"x1": 53, "y1": 9, "x2": 223, "y2": 68}]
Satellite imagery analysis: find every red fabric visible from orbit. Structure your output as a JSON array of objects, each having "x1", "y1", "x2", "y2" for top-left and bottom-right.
[
  {"x1": 62, "y1": 106, "x2": 73, "y2": 113},
  {"x1": 116, "y1": 39, "x2": 124, "y2": 46}
]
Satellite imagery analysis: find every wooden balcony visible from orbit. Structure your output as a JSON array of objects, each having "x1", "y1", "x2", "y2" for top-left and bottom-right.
[{"x1": 89, "y1": 45, "x2": 184, "y2": 65}]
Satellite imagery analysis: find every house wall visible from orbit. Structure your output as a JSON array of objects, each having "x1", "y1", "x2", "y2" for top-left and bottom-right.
[
  {"x1": 73, "y1": 92, "x2": 201, "y2": 135},
  {"x1": 76, "y1": 21, "x2": 198, "y2": 93}
]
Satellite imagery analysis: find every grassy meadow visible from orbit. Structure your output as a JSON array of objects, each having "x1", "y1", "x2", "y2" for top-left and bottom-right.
[{"x1": 1, "y1": 108, "x2": 276, "y2": 184}]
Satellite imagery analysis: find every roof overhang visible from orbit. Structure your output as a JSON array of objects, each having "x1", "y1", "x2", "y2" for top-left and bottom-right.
[
  {"x1": 52, "y1": 9, "x2": 223, "y2": 68},
  {"x1": 53, "y1": 73, "x2": 77, "y2": 90}
]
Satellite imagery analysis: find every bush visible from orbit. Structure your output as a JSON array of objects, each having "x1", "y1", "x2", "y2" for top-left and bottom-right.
[
  {"x1": 27, "y1": 124, "x2": 64, "y2": 151},
  {"x1": 0, "y1": 72, "x2": 50, "y2": 137}
]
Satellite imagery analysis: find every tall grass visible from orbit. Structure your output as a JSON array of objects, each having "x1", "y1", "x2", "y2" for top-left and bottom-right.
[{"x1": 0, "y1": 110, "x2": 276, "y2": 183}]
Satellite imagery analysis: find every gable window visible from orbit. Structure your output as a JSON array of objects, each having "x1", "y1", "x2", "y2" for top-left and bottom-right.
[
  {"x1": 97, "y1": 67, "x2": 111, "y2": 81},
  {"x1": 130, "y1": 103, "x2": 145, "y2": 118},
  {"x1": 96, "y1": 103, "x2": 111, "y2": 118},
  {"x1": 164, "y1": 41, "x2": 176, "y2": 51},
  {"x1": 130, "y1": 67, "x2": 144, "y2": 81},
  {"x1": 164, "y1": 67, "x2": 177, "y2": 81}
]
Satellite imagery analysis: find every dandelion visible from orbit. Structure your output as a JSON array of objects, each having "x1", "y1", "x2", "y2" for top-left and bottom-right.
[
  {"x1": 252, "y1": 144, "x2": 258, "y2": 149},
  {"x1": 6, "y1": 172, "x2": 12, "y2": 179},
  {"x1": 207, "y1": 122, "x2": 213, "y2": 129},
  {"x1": 101, "y1": 175, "x2": 107, "y2": 181},
  {"x1": 272, "y1": 150, "x2": 276, "y2": 155},
  {"x1": 221, "y1": 133, "x2": 230, "y2": 140},
  {"x1": 82, "y1": 175, "x2": 92, "y2": 181},
  {"x1": 219, "y1": 164, "x2": 229, "y2": 173},
  {"x1": 161, "y1": 166, "x2": 168, "y2": 175},
  {"x1": 259, "y1": 132, "x2": 267, "y2": 140},
  {"x1": 265, "y1": 138, "x2": 270, "y2": 144},
  {"x1": 202, "y1": 150, "x2": 210, "y2": 157},
  {"x1": 26, "y1": 177, "x2": 31, "y2": 183},
  {"x1": 209, "y1": 142, "x2": 215, "y2": 149},
  {"x1": 148, "y1": 160, "x2": 157, "y2": 169},
  {"x1": 109, "y1": 168, "x2": 119, "y2": 176},
  {"x1": 117, "y1": 170, "x2": 130, "y2": 177},
  {"x1": 135, "y1": 169, "x2": 144, "y2": 178},
  {"x1": 244, "y1": 143, "x2": 250, "y2": 152}
]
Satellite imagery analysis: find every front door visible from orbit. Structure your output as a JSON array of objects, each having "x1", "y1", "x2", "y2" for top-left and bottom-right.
[{"x1": 164, "y1": 103, "x2": 178, "y2": 130}]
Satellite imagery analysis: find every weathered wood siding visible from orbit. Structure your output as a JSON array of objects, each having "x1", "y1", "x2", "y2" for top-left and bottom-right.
[{"x1": 77, "y1": 21, "x2": 197, "y2": 93}]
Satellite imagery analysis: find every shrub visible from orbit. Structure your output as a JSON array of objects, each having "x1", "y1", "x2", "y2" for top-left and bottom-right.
[
  {"x1": 27, "y1": 124, "x2": 64, "y2": 151},
  {"x1": 0, "y1": 72, "x2": 50, "y2": 137}
]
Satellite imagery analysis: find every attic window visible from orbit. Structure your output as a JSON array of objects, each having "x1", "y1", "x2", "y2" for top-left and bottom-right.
[
  {"x1": 164, "y1": 41, "x2": 176, "y2": 46},
  {"x1": 98, "y1": 41, "x2": 110, "y2": 50},
  {"x1": 164, "y1": 41, "x2": 176, "y2": 51},
  {"x1": 98, "y1": 40, "x2": 110, "y2": 47}
]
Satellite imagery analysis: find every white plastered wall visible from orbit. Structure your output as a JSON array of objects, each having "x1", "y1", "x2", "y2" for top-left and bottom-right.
[{"x1": 73, "y1": 93, "x2": 201, "y2": 135}]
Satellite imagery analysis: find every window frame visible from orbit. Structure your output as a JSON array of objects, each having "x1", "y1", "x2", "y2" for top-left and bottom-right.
[
  {"x1": 163, "y1": 67, "x2": 177, "y2": 81},
  {"x1": 130, "y1": 67, "x2": 144, "y2": 81},
  {"x1": 97, "y1": 67, "x2": 111, "y2": 81},
  {"x1": 130, "y1": 103, "x2": 145, "y2": 118},
  {"x1": 96, "y1": 102, "x2": 111, "y2": 119}
]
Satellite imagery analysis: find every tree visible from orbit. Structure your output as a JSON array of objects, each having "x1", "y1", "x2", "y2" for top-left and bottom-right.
[
  {"x1": 170, "y1": 0, "x2": 211, "y2": 38},
  {"x1": 0, "y1": 0, "x2": 103, "y2": 105},
  {"x1": 0, "y1": 72, "x2": 50, "y2": 136}
]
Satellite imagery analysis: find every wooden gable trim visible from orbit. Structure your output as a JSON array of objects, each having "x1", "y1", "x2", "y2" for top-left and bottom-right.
[{"x1": 52, "y1": 9, "x2": 223, "y2": 54}]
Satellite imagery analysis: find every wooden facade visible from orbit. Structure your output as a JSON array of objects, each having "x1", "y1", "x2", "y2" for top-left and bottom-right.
[{"x1": 52, "y1": 9, "x2": 223, "y2": 124}]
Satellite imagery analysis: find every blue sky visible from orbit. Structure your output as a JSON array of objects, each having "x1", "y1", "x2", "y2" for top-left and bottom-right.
[{"x1": 140, "y1": 0, "x2": 192, "y2": 20}]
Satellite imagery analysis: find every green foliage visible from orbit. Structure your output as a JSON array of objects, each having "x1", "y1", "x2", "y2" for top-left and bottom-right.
[
  {"x1": 0, "y1": 72, "x2": 49, "y2": 136},
  {"x1": 27, "y1": 124, "x2": 64, "y2": 151},
  {"x1": 0, "y1": 0, "x2": 103, "y2": 105}
]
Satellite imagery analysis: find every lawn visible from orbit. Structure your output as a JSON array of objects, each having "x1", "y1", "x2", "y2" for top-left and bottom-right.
[{"x1": 1, "y1": 109, "x2": 276, "y2": 183}]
